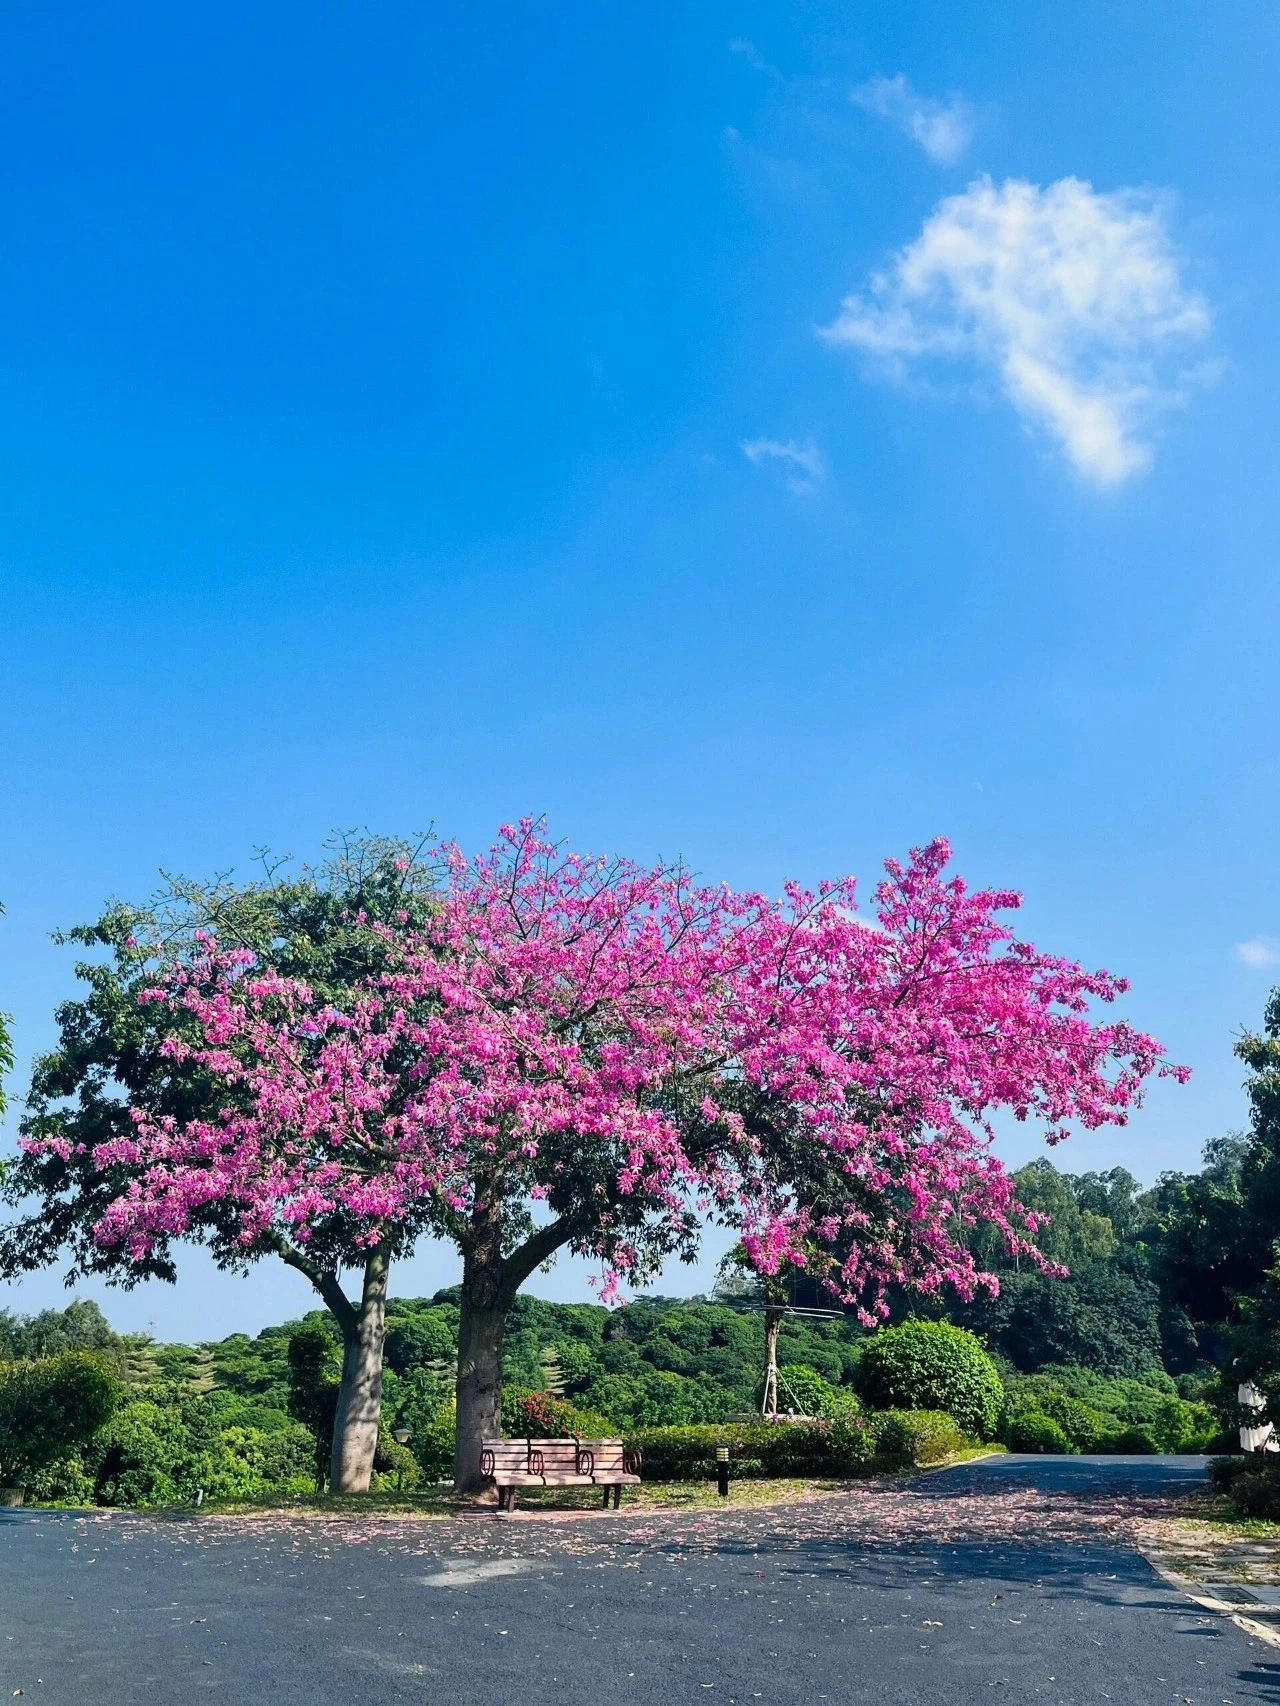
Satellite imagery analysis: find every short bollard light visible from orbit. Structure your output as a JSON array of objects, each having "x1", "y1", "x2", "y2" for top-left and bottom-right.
[
  {"x1": 392, "y1": 1427, "x2": 412, "y2": 1491},
  {"x1": 716, "y1": 1445, "x2": 730, "y2": 1498}
]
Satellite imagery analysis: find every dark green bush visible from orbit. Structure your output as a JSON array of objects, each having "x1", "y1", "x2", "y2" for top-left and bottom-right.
[
  {"x1": 1008, "y1": 1411, "x2": 1072, "y2": 1453},
  {"x1": 1033, "y1": 1392, "x2": 1112, "y2": 1452},
  {"x1": 626, "y1": 1417, "x2": 875, "y2": 1481},
  {"x1": 857, "y1": 1323, "x2": 1003, "y2": 1439},
  {"x1": 1227, "y1": 1465, "x2": 1280, "y2": 1520},
  {"x1": 1208, "y1": 1455, "x2": 1250, "y2": 1492},
  {"x1": 0, "y1": 1352, "x2": 120, "y2": 1491},
  {"x1": 870, "y1": 1409, "x2": 968, "y2": 1468},
  {"x1": 1110, "y1": 1424, "x2": 1159, "y2": 1454}
]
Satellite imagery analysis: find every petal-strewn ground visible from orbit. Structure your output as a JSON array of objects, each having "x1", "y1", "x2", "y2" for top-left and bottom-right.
[{"x1": 4, "y1": 1455, "x2": 1279, "y2": 1705}]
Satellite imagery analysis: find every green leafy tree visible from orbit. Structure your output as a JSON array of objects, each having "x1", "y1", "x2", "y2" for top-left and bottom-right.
[
  {"x1": 287, "y1": 1322, "x2": 341, "y2": 1492},
  {"x1": 0, "y1": 1351, "x2": 120, "y2": 1492},
  {"x1": 0, "y1": 1300, "x2": 121, "y2": 1364}
]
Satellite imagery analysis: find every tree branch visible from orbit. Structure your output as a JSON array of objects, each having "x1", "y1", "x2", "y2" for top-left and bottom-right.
[
  {"x1": 499, "y1": 1216, "x2": 575, "y2": 1305},
  {"x1": 268, "y1": 1234, "x2": 359, "y2": 1336}
]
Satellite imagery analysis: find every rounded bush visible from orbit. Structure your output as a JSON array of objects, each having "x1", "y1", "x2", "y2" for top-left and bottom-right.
[
  {"x1": 1110, "y1": 1424, "x2": 1159, "y2": 1455},
  {"x1": 856, "y1": 1322, "x2": 1003, "y2": 1439},
  {"x1": 1038, "y1": 1392, "x2": 1111, "y2": 1452},
  {"x1": 871, "y1": 1409, "x2": 967, "y2": 1468},
  {"x1": 775, "y1": 1364, "x2": 860, "y2": 1420},
  {"x1": 1008, "y1": 1411, "x2": 1072, "y2": 1454}
]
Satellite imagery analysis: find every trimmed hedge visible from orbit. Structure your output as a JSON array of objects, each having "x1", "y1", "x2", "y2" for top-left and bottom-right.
[
  {"x1": 870, "y1": 1409, "x2": 968, "y2": 1468},
  {"x1": 625, "y1": 1417, "x2": 875, "y2": 1480},
  {"x1": 856, "y1": 1323, "x2": 1004, "y2": 1440},
  {"x1": 627, "y1": 1408, "x2": 969, "y2": 1480}
]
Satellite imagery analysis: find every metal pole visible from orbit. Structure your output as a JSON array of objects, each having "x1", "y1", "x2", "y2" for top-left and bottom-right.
[{"x1": 716, "y1": 1445, "x2": 730, "y2": 1498}]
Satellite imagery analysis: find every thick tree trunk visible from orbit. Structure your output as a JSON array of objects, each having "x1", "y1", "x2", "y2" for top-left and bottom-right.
[
  {"x1": 330, "y1": 1245, "x2": 390, "y2": 1494},
  {"x1": 454, "y1": 1247, "x2": 508, "y2": 1494},
  {"x1": 452, "y1": 1212, "x2": 575, "y2": 1493}
]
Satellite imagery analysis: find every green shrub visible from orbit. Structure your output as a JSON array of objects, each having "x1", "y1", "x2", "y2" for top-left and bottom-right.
[
  {"x1": 1208, "y1": 1455, "x2": 1250, "y2": 1492},
  {"x1": 0, "y1": 1352, "x2": 121, "y2": 1492},
  {"x1": 502, "y1": 1387, "x2": 615, "y2": 1438},
  {"x1": 22, "y1": 1455, "x2": 96, "y2": 1506},
  {"x1": 1008, "y1": 1412, "x2": 1072, "y2": 1454},
  {"x1": 774, "y1": 1365, "x2": 860, "y2": 1420},
  {"x1": 857, "y1": 1323, "x2": 1003, "y2": 1439},
  {"x1": 416, "y1": 1398, "x2": 457, "y2": 1482},
  {"x1": 1111, "y1": 1424, "x2": 1159, "y2": 1454},
  {"x1": 87, "y1": 1383, "x2": 313, "y2": 1506},
  {"x1": 1228, "y1": 1465, "x2": 1280, "y2": 1520},
  {"x1": 870, "y1": 1409, "x2": 967, "y2": 1468},
  {"x1": 626, "y1": 1417, "x2": 875, "y2": 1481},
  {"x1": 1034, "y1": 1392, "x2": 1112, "y2": 1452}
]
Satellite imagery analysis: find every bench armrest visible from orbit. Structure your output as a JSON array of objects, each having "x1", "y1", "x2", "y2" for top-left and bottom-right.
[
  {"x1": 623, "y1": 1447, "x2": 643, "y2": 1476},
  {"x1": 576, "y1": 1446, "x2": 595, "y2": 1476}
]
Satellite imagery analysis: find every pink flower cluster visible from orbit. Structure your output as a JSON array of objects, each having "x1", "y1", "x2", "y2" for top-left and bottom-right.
[{"x1": 33, "y1": 823, "x2": 1185, "y2": 1319}]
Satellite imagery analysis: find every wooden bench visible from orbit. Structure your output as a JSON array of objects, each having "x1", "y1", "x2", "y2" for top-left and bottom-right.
[
  {"x1": 478, "y1": 1436, "x2": 644, "y2": 1510},
  {"x1": 478, "y1": 1439, "x2": 547, "y2": 1511},
  {"x1": 580, "y1": 1439, "x2": 643, "y2": 1509}
]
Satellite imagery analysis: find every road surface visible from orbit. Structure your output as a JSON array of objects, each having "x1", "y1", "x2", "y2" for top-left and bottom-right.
[{"x1": 2, "y1": 1454, "x2": 1276, "y2": 1705}]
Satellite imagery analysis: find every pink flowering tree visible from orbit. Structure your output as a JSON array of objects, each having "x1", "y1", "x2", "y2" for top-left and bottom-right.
[{"x1": 3, "y1": 826, "x2": 1184, "y2": 1494}]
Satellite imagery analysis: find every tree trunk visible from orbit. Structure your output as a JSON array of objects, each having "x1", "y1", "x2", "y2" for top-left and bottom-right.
[
  {"x1": 451, "y1": 1211, "x2": 575, "y2": 1493},
  {"x1": 330, "y1": 1245, "x2": 390, "y2": 1494},
  {"x1": 762, "y1": 1304, "x2": 782, "y2": 1418},
  {"x1": 454, "y1": 1248, "x2": 508, "y2": 1493}
]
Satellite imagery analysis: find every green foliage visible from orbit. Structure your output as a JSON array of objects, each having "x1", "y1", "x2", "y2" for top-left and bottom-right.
[
  {"x1": 625, "y1": 1417, "x2": 876, "y2": 1481},
  {"x1": 775, "y1": 1363, "x2": 860, "y2": 1419},
  {"x1": 0, "y1": 1352, "x2": 120, "y2": 1488},
  {"x1": 869, "y1": 1409, "x2": 968, "y2": 1467},
  {"x1": 1001, "y1": 1365, "x2": 1218, "y2": 1453},
  {"x1": 502, "y1": 1386, "x2": 616, "y2": 1437},
  {"x1": 1227, "y1": 1462, "x2": 1280, "y2": 1520},
  {"x1": 1008, "y1": 1412, "x2": 1071, "y2": 1453},
  {"x1": 287, "y1": 1322, "x2": 340, "y2": 1490},
  {"x1": 0, "y1": 1299, "x2": 120, "y2": 1364},
  {"x1": 90, "y1": 1382, "x2": 314, "y2": 1505},
  {"x1": 413, "y1": 1398, "x2": 457, "y2": 1481},
  {"x1": 1111, "y1": 1424, "x2": 1160, "y2": 1454},
  {"x1": 857, "y1": 1322, "x2": 1004, "y2": 1439}
]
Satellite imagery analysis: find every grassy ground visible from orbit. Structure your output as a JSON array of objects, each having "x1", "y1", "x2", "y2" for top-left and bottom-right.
[{"x1": 189, "y1": 1443, "x2": 1006, "y2": 1520}]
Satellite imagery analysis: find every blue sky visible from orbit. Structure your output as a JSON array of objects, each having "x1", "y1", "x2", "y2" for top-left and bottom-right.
[{"x1": 2, "y1": 1, "x2": 1277, "y2": 1338}]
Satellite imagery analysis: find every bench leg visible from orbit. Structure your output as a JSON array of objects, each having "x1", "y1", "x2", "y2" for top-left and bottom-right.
[
  {"x1": 601, "y1": 1487, "x2": 610, "y2": 1509},
  {"x1": 613, "y1": 1485, "x2": 622, "y2": 1510}
]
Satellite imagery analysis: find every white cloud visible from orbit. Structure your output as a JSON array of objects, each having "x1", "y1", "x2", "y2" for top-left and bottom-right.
[
  {"x1": 1236, "y1": 937, "x2": 1280, "y2": 969},
  {"x1": 730, "y1": 38, "x2": 783, "y2": 81},
  {"x1": 741, "y1": 437, "x2": 826, "y2": 493},
  {"x1": 852, "y1": 74, "x2": 976, "y2": 165},
  {"x1": 820, "y1": 175, "x2": 1211, "y2": 485}
]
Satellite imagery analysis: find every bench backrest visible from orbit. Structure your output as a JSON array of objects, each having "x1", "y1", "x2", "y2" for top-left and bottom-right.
[
  {"x1": 479, "y1": 1439, "x2": 530, "y2": 1476},
  {"x1": 529, "y1": 1437, "x2": 583, "y2": 1475},
  {"x1": 585, "y1": 1438, "x2": 627, "y2": 1475}
]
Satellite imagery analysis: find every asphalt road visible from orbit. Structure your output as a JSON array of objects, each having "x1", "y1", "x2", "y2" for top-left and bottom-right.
[{"x1": 3, "y1": 1455, "x2": 1277, "y2": 1706}]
